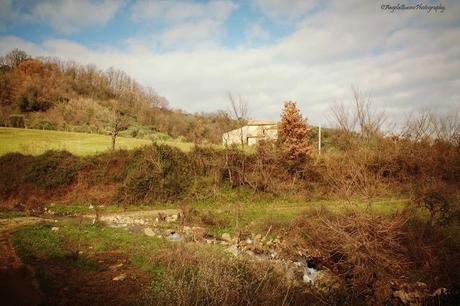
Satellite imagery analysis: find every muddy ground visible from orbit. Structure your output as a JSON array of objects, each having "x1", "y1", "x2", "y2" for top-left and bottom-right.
[{"x1": 0, "y1": 213, "x2": 158, "y2": 306}]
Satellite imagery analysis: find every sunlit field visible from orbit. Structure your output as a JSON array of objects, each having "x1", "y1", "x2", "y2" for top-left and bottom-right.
[{"x1": 0, "y1": 128, "x2": 194, "y2": 156}]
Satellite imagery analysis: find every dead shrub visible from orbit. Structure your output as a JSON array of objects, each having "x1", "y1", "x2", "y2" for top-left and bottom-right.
[
  {"x1": 402, "y1": 216, "x2": 460, "y2": 291},
  {"x1": 319, "y1": 148, "x2": 390, "y2": 203},
  {"x1": 200, "y1": 211, "x2": 229, "y2": 227},
  {"x1": 285, "y1": 208, "x2": 410, "y2": 304},
  {"x1": 146, "y1": 244, "x2": 319, "y2": 305},
  {"x1": 222, "y1": 142, "x2": 307, "y2": 195},
  {"x1": 412, "y1": 178, "x2": 458, "y2": 226}
]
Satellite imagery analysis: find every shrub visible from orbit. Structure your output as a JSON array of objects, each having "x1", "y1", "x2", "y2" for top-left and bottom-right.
[
  {"x1": 25, "y1": 151, "x2": 80, "y2": 189},
  {"x1": 8, "y1": 114, "x2": 25, "y2": 128},
  {"x1": 278, "y1": 101, "x2": 312, "y2": 170},
  {"x1": 285, "y1": 208, "x2": 410, "y2": 304},
  {"x1": 18, "y1": 86, "x2": 52, "y2": 112},
  {"x1": 116, "y1": 144, "x2": 192, "y2": 203},
  {"x1": 0, "y1": 153, "x2": 30, "y2": 197},
  {"x1": 146, "y1": 244, "x2": 318, "y2": 305},
  {"x1": 32, "y1": 120, "x2": 55, "y2": 130}
]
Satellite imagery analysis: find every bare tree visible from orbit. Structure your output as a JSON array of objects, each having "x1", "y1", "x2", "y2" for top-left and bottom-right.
[
  {"x1": 402, "y1": 108, "x2": 460, "y2": 145},
  {"x1": 1, "y1": 49, "x2": 30, "y2": 68},
  {"x1": 330, "y1": 86, "x2": 386, "y2": 139},
  {"x1": 227, "y1": 92, "x2": 249, "y2": 149},
  {"x1": 402, "y1": 110, "x2": 433, "y2": 141},
  {"x1": 110, "y1": 107, "x2": 129, "y2": 150},
  {"x1": 430, "y1": 108, "x2": 460, "y2": 145}
]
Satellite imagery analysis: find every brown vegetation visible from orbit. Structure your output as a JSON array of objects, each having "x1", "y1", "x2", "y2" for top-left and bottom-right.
[{"x1": 278, "y1": 101, "x2": 312, "y2": 166}]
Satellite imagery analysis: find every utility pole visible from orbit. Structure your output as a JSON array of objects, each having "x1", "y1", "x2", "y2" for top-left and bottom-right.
[{"x1": 318, "y1": 125, "x2": 322, "y2": 155}]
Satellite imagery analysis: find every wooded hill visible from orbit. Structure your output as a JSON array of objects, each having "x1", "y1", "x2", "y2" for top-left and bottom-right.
[{"x1": 0, "y1": 49, "x2": 239, "y2": 144}]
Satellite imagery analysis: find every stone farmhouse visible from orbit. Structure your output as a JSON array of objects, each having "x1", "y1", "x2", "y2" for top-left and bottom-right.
[{"x1": 222, "y1": 120, "x2": 278, "y2": 146}]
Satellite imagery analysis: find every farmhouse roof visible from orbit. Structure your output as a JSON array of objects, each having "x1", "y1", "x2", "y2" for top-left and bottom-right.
[{"x1": 247, "y1": 119, "x2": 277, "y2": 126}]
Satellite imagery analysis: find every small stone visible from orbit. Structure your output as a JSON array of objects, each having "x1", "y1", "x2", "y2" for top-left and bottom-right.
[
  {"x1": 192, "y1": 227, "x2": 206, "y2": 241},
  {"x1": 183, "y1": 226, "x2": 192, "y2": 235},
  {"x1": 89, "y1": 204, "x2": 94, "y2": 209},
  {"x1": 415, "y1": 282, "x2": 427, "y2": 289},
  {"x1": 226, "y1": 245, "x2": 239, "y2": 256},
  {"x1": 112, "y1": 273, "x2": 127, "y2": 281},
  {"x1": 51, "y1": 227, "x2": 59, "y2": 231},
  {"x1": 144, "y1": 228, "x2": 156, "y2": 237},
  {"x1": 432, "y1": 288, "x2": 448, "y2": 296},
  {"x1": 168, "y1": 232, "x2": 182, "y2": 241},
  {"x1": 109, "y1": 263, "x2": 124, "y2": 270},
  {"x1": 221, "y1": 233, "x2": 232, "y2": 242},
  {"x1": 78, "y1": 251, "x2": 84, "y2": 255},
  {"x1": 255, "y1": 234, "x2": 262, "y2": 241}
]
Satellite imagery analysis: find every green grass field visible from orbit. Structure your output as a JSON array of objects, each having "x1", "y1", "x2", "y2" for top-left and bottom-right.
[{"x1": 0, "y1": 127, "x2": 194, "y2": 156}]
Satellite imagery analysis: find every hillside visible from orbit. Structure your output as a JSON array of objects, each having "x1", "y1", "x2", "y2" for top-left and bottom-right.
[{"x1": 0, "y1": 49, "x2": 239, "y2": 144}]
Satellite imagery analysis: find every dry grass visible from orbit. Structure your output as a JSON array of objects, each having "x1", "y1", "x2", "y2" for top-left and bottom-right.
[{"x1": 146, "y1": 243, "x2": 319, "y2": 306}]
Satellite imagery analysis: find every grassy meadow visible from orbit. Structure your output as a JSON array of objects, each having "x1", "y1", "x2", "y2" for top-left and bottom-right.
[{"x1": 0, "y1": 127, "x2": 194, "y2": 156}]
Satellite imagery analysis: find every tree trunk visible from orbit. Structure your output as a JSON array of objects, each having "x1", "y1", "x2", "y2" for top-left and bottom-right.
[{"x1": 111, "y1": 130, "x2": 117, "y2": 150}]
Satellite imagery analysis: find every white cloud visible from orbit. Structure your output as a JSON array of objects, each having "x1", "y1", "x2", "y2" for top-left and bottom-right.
[
  {"x1": 132, "y1": 0, "x2": 237, "y2": 23},
  {"x1": 0, "y1": 35, "x2": 45, "y2": 54},
  {"x1": 245, "y1": 23, "x2": 271, "y2": 42},
  {"x1": 251, "y1": 0, "x2": 320, "y2": 22},
  {"x1": 131, "y1": 0, "x2": 237, "y2": 47},
  {"x1": 29, "y1": 0, "x2": 124, "y2": 34},
  {"x1": 157, "y1": 19, "x2": 222, "y2": 48}
]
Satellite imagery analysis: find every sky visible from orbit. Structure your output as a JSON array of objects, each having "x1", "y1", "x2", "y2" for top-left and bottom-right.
[{"x1": 0, "y1": 0, "x2": 459, "y2": 127}]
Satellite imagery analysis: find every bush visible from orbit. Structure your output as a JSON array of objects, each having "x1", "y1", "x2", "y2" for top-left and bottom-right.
[
  {"x1": 149, "y1": 132, "x2": 172, "y2": 142},
  {"x1": 8, "y1": 114, "x2": 25, "y2": 128},
  {"x1": 18, "y1": 86, "x2": 52, "y2": 112},
  {"x1": 146, "y1": 244, "x2": 318, "y2": 305},
  {"x1": 116, "y1": 144, "x2": 193, "y2": 203},
  {"x1": 32, "y1": 120, "x2": 55, "y2": 130},
  {"x1": 0, "y1": 153, "x2": 30, "y2": 197},
  {"x1": 278, "y1": 101, "x2": 312, "y2": 170},
  {"x1": 25, "y1": 151, "x2": 81, "y2": 189},
  {"x1": 285, "y1": 209, "x2": 410, "y2": 304}
]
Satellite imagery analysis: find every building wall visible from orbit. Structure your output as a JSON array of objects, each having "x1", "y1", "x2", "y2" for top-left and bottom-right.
[{"x1": 223, "y1": 124, "x2": 278, "y2": 145}]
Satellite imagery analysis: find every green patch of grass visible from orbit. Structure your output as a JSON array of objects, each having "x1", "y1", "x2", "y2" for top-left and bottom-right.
[
  {"x1": 157, "y1": 140, "x2": 195, "y2": 152},
  {"x1": 0, "y1": 210, "x2": 25, "y2": 219},
  {"x1": 12, "y1": 220, "x2": 166, "y2": 274},
  {"x1": 0, "y1": 127, "x2": 194, "y2": 156},
  {"x1": 47, "y1": 202, "x2": 180, "y2": 216},
  {"x1": 12, "y1": 223, "x2": 64, "y2": 260},
  {"x1": 188, "y1": 188, "x2": 409, "y2": 236},
  {"x1": 46, "y1": 203, "x2": 93, "y2": 216},
  {"x1": 57, "y1": 219, "x2": 165, "y2": 255}
]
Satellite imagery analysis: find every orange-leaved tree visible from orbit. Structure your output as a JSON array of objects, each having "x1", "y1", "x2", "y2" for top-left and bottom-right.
[{"x1": 278, "y1": 101, "x2": 312, "y2": 168}]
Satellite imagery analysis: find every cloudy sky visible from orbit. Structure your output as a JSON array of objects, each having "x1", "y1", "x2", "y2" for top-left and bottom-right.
[{"x1": 0, "y1": 0, "x2": 459, "y2": 126}]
